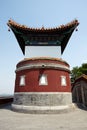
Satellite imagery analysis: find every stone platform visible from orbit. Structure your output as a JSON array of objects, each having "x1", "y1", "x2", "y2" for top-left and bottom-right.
[
  {"x1": 12, "y1": 92, "x2": 74, "y2": 113},
  {"x1": 0, "y1": 104, "x2": 87, "y2": 130}
]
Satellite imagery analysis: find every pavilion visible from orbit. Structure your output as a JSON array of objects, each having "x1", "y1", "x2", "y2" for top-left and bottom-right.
[{"x1": 8, "y1": 19, "x2": 79, "y2": 113}]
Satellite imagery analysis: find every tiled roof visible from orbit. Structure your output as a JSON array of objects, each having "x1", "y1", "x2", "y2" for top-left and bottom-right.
[
  {"x1": 7, "y1": 19, "x2": 79, "y2": 32},
  {"x1": 76, "y1": 74, "x2": 87, "y2": 81},
  {"x1": 72, "y1": 74, "x2": 87, "y2": 90},
  {"x1": 7, "y1": 19, "x2": 79, "y2": 55}
]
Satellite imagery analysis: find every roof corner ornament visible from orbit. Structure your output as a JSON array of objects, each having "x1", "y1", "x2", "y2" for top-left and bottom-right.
[
  {"x1": 8, "y1": 28, "x2": 10, "y2": 32},
  {"x1": 75, "y1": 28, "x2": 78, "y2": 31}
]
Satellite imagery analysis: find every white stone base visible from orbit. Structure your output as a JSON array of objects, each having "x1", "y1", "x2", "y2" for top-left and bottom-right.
[
  {"x1": 12, "y1": 92, "x2": 74, "y2": 113},
  {"x1": 12, "y1": 104, "x2": 75, "y2": 114}
]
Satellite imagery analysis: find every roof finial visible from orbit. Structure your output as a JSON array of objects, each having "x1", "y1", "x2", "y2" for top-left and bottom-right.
[{"x1": 41, "y1": 25, "x2": 44, "y2": 30}]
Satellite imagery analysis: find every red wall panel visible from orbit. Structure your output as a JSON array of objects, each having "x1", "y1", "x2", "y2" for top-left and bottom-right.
[{"x1": 15, "y1": 68, "x2": 71, "y2": 92}]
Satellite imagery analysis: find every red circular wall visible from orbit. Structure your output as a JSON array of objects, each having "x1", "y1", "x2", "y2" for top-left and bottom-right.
[{"x1": 14, "y1": 58, "x2": 71, "y2": 92}]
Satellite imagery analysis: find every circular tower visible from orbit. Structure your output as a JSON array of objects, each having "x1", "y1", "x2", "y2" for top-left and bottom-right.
[{"x1": 8, "y1": 19, "x2": 79, "y2": 113}]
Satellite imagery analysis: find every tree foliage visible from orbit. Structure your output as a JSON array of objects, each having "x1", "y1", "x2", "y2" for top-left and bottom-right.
[{"x1": 71, "y1": 63, "x2": 87, "y2": 83}]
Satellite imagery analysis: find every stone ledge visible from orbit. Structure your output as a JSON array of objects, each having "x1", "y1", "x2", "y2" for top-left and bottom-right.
[
  {"x1": 16, "y1": 62, "x2": 70, "y2": 72},
  {"x1": 12, "y1": 104, "x2": 75, "y2": 114}
]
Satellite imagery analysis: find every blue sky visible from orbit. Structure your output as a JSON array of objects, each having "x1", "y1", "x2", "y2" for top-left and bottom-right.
[{"x1": 0, "y1": 0, "x2": 87, "y2": 95}]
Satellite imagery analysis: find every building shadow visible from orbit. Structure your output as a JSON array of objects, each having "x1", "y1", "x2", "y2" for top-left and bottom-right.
[
  {"x1": 0, "y1": 103, "x2": 12, "y2": 110},
  {"x1": 73, "y1": 102, "x2": 87, "y2": 111}
]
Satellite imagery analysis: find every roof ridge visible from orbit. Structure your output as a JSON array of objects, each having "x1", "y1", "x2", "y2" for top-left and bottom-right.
[{"x1": 7, "y1": 19, "x2": 79, "y2": 31}]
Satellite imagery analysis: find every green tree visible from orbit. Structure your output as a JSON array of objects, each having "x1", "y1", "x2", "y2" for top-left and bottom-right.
[
  {"x1": 80, "y1": 63, "x2": 87, "y2": 75},
  {"x1": 71, "y1": 63, "x2": 87, "y2": 83},
  {"x1": 71, "y1": 66, "x2": 82, "y2": 83}
]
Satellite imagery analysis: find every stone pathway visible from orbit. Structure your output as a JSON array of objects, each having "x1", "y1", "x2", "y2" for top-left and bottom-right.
[{"x1": 0, "y1": 104, "x2": 87, "y2": 130}]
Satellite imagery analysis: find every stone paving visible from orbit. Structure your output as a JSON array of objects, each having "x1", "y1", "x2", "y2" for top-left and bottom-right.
[{"x1": 0, "y1": 104, "x2": 87, "y2": 130}]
